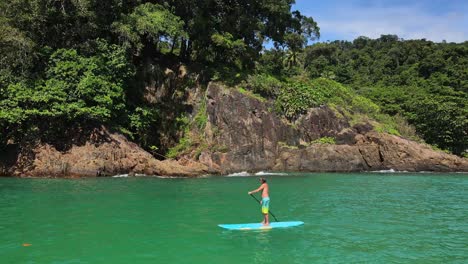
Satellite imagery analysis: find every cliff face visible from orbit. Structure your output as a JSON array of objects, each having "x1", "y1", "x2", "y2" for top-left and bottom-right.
[
  {"x1": 196, "y1": 83, "x2": 468, "y2": 173},
  {"x1": 1, "y1": 82, "x2": 467, "y2": 177}
]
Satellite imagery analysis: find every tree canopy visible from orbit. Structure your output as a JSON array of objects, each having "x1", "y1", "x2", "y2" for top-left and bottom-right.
[
  {"x1": 256, "y1": 35, "x2": 467, "y2": 155},
  {"x1": 0, "y1": 0, "x2": 319, "y2": 149}
]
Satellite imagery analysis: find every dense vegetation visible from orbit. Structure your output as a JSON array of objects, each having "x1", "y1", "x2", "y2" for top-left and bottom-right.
[
  {"x1": 0, "y1": 1, "x2": 466, "y2": 157},
  {"x1": 251, "y1": 36, "x2": 467, "y2": 155},
  {"x1": 0, "y1": 0, "x2": 318, "y2": 152}
]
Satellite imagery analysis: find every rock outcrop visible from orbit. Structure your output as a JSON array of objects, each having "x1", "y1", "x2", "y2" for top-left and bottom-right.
[
  {"x1": 272, "y1": 132, "x2": 468, "y2": 172},
  {"x1": 0, "y1": 127, "x2": 212, "y2": 177},
  {"x1": 196, "y1": 83, "x2": 468, "y2": 173}
]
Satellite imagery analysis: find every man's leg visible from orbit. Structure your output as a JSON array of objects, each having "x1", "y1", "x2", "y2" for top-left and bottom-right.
[
  {"x1": 265, "y1": 213, "x2": 269, "y2": 225},
  {"x1": 260, "y1": 200, "x2": 264, "y2": 224}
]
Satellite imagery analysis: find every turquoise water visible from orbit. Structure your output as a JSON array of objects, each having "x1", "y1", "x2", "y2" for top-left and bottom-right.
[{"x1": 1, "y1": 173, "x2": 467, "y2": 263}]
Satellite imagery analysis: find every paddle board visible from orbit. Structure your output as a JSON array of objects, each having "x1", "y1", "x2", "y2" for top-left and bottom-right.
[{"x1": 218, "y1": 221, "x2": 304, "y2": 230}]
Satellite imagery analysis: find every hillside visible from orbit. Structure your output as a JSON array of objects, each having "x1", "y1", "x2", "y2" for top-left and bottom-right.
[
  {"x1": 0, "y1": 1, "x2": 467, "y2": 176},
  {"x1": 2, "y1": 81, "x2": 467, "y2": 177}
]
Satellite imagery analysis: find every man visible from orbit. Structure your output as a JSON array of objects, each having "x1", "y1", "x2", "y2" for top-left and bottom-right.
[{"x1": 248, "y1": 177, "x2": 270, "y2": 225}]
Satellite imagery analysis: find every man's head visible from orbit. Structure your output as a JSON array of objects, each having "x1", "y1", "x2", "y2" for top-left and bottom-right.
[{"x1": 259, "y1": 177, "x2": 266, "y2": 183}]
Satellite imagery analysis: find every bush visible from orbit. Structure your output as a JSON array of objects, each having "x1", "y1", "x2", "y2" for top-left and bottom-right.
[
  {"x1": 166, "y1": 135, "x2": 192, "y2": 158},
  {"x1": 310, "y1": 136, "x2": 336, "y2": 144},
  {"x1": 194, "y1": 99, "x2": 208, "y2": 130},
  {"x1": 275, "y1": 78, "x2": 357, "y2": 120},
  {"x1": 166, "y1": 115, "x2": 191, "y2": 158},
  {"x1": 237, "y1": 87, "x2": 266, "y2": 102},
  {"x1": 351, "y1": 95, "x2": 380, "y2": 115},
  {"x1": 392, "y1": 114, "x2": 420, "y2": 141},
  {"x1": 245, "y1": 74, "x2": 283, "y2": 97},
  {"x1": 165, "y1": 101, "x2": 210, "y2": 158},
  {"x1": 275, "y1": 80, "x2": 326, "y2": 119},
  {"x1": 373, "y1": 114, "x2": 400, "y2": 136},
  {"x1": 309, "y1": 78, "x2": 353, "y2": 105},
  {"x1": 129, "y1": 106, "x2": 159, "y2": 146}
]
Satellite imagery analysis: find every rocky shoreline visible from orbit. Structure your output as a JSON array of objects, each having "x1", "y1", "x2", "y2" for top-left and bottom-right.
[{"x1": 1, "y1": 83, "x2": 467, "y2": 177}]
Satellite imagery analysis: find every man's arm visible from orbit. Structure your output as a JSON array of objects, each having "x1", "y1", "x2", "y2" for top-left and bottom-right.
[{"x1": 248, "y1": 184, "x2": 265, "y2": 195}]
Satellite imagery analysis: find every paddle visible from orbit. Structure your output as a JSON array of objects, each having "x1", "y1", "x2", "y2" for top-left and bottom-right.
[{"x1": 250, "y1": 194, "x2": 279, "y2": 222}]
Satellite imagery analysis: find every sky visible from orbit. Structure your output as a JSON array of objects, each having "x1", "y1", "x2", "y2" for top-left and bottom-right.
[{"x1": 293, "y1": 0, "x2": 468, "y2": 43}]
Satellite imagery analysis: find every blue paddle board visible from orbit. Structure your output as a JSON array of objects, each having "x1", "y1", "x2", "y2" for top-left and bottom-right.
[{"x1": 218, "y1": 221, "x2": 304, "y2": 230}]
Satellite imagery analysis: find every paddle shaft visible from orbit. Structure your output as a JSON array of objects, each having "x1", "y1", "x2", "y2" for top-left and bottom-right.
[{"x1": 250, "y1": 194, "x2": 279, "y2": 222}]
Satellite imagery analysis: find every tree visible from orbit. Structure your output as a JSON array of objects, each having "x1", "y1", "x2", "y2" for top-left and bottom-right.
[
  {"x1": 0, "y1": 39, "x2": 133, "y2": 144},
  {"x1": 0, "y1": 16, "x2": 35, "y2": 88},
  {"x1": 112, "y1": 3, "x2": 187, "y2": 56},
  {"x1": 280, "y1": 12, "x2": 320, "y2": 68},
  {"x1": 408, "y1": 96, "x2": 467, "y2": 155}
]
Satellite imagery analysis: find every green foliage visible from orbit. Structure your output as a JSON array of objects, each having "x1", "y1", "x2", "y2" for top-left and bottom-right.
[
  {"x1": 245, "y1": 74, "x2": 283, "y2": 97},
  {"x1": 166, "y1": 135, "x2": 192, "y2": 159},
  {"x1": 237, "y1": 87, "x2": 266, "y2": 102},
  {"x1": 46, "y1": 40, "x2": 132, "y2": 120},
  {"x1": 281, "y1": 14, "x2": 320, "y2": 68},
  {"x1": 211, "y1": 32, "x2": 246, "y2": 67},
  {"x1": 213, "y1": 145, "x2": 230, "y2": 153},
  {"x1": 165, "y1": 106, "x2": 212, "y2": 159},
  {"x1": 112, "y1": 3, "x2": 187, "y2": 54},
  {"x1": 363, "y1": 84, "x2": 467, "y2": 155},
  {"x1": 283, "y1": 33, "x2": 307, "y2": 68},
  {"x1": 1, "y1": 0, "x2": 113, "y2": 50},
  {"x1": 271, "y1": 76, "x2": 422, "y2": 145},
  {"x1": 372, "y1": 114, "x2": 401, "y2": 136},
  {"x1": 278, "y1": 141, "x2": 299, "y2": 150},
  {"x1": 0, "y1": 40, "x2": 133, "y2": 142},
  {"x1": 391, "y1": 114, "x2": 420, "y2": 141},
  {"x1": 264, "y1": 35, "x2": 467, "y2": 155},
  {"x1": 429, "y1": 144, "x2": 452, "y2": 154},
  {"x1": 194, "y1": 99, "x2": 208, "y2": 131},
  {"x1": 0, "y1": 16, "x2": 35, "y2": 87},
  {"x1": 0, "y1": 0, "x2": 323, "y2": 150},
  {"x1": 275, "y1": 78, "x2": 355, "y2": 120},
  {"x1": 310, "y1": 137, "x2": 336, "y2": 145},
  {"x1": 351, "y1": 96, "x2": 380, "y2": 115},
  {"x1": 299, "y1": 36, "x2": 468, "y2": 94},
  {"x1": 257, "y1": 49, "x2": 288, "y2": 76},
  {"x1": 1, "y1": 0, "x2": 466, "y2": 159},
  {"x1": 309, "y1": 78, "x2": 353, "y2": 105},
  {"x1": 408, "y1": 97, "x2": 467, "y2": 155},
  {"x1": 166, "y1": 115, "x2": 191, "y2": 158},
  {"x1": 129, "y1": 106, "x2": 159, "y2": 146},
  {"x1": 275, "y1": 80, "x2": 325, "y2": 119}
]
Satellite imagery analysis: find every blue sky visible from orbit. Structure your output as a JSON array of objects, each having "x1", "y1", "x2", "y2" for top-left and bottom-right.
[{"x1": 293, "y1": 0, "x2": 468, "y2": 43}]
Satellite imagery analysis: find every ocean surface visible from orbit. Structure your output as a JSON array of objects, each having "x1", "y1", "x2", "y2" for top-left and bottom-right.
[{"x1": 0, "y1": 172, "x2": 467, "y2": 264}]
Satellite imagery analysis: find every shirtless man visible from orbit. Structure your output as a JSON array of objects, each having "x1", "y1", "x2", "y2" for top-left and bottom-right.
[{"x1": 248, "y1": 177, "x2": 270, "y2": 225}]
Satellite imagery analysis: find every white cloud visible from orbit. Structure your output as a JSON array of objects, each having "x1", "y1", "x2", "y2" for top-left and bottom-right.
[{"x1": 309, "y1": 3, "x2": 468, "y2": 42}]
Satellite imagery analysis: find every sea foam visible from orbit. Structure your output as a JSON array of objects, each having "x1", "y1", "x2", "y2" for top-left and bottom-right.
[
  {"x1": 255, "y1": 171, "x2": 288, "y2": 176},
  {"x1": 226, "y1": 171, "x2": 251, "y2": 177}
]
